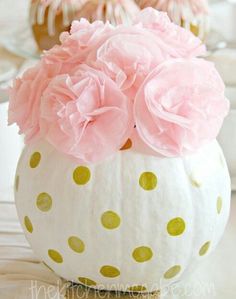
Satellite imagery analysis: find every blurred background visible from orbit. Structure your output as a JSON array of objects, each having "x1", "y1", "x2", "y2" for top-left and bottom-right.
[{"x1": 0, "y1": 1, "x2": 236, "y2": 298}]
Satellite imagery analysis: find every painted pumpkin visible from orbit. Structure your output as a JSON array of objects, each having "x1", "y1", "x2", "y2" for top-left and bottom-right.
[
  {"x1": 10, "y1": 7, "x2": 230, "y2": 294},
  {"x1": 15, "y1": 138, "x2": 231, "y2": 292}
]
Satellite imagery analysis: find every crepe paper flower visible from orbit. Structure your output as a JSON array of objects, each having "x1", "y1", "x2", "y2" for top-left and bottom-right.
[
  {"x1": 39, "y1": 65, "x2": 133, "y2": 163},
  {"x1": 133, "y1": 8, "x2": 206, "y2": 57},
  {"x1": 135, "y1": 1, "x2": 209, "y2": 39},
  {"x1": 8, "y1": 61, "x2": 61, "y2": 142},
  {"x1": 43, "y1": 18, "x2": 114, "y2": 72},
  {"x1": 9, "y1": 8, "x2": 228, "y2": 163},
  {"x1": 43, "y1": 8, "x2": 206, "y2": 100},
  {"x1": 93, "y1": 26, "x2": 170, "y2": 99},
  {"x1": 134, "y1": 58, "x2": 229, "y2": 157},
  {"x1": 92, "y1": 12, "x2": 205, "y2": 99}
]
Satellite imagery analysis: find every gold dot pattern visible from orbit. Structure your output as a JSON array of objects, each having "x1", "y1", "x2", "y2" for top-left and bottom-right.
[
  {"x1": 29, "y1": 152, "x2": 41, "y2": 168},
  {"x1": 120, "y1": 139, "x2": 132, "y2": 150},
  {"x1": 101, "y1": 211, "x2": 121, "y2": 229},
  {"x1": 217, "y1": 196, "x2": 223, "y2": 214},
  {"x1": 68, "y1": 236, "x2": 85, "y2": 253},
  {"x1": 132, "y1": 246, "x2": 153, "y2": 263},
  {"x1": 167, "y1": 217, "x2": 186, "y2": 236},
  {"x1": 164, "y1": 265, "x2": 181, "y2": 279},
  {"x1": 199, "y1": 241, "x2": 211, "y2": 256},
  {"x1": 23, "y1": 151, "x2": 220, "y2": 290},
  {"x1": 48, "y1": 249, "x2": 63, "y2": 263},
  {"x1": 100, "y1": 265, "x2": 120, "y2": 278},
  {"x1": 24, "y1": 216, "x2": 33, "y2": 233},
  {"x1": 78, "y1": 277, "x2": 97, "y2": 286},
  {"x1": 73, "y1": 166, "x2": 91, "y2": 185},
  {"x1": 189, "y1": 176, "x2": 201, "y2": 188},
  {"x1": 139, "y1": 172, "x2": 157, "y2": 191},
  {"x1": 128, "y1": 285, "x2": 147, "y2": 292},
  {"x1": 36, "y1": 192, "x2": 52, "y2": 212}
]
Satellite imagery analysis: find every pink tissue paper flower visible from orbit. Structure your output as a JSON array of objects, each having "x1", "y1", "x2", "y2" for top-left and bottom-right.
[
  {"x1": 133, "y1": 7, "x2": 206, "y2": 57},
  {"x1": 43, "y1": 8, "x2": 205, "y2": 99},
  {"x1": 8, "y1": 8, "x2": 228, "y2": 163},
  {"x1": 43, "y1": 18, "x2": 114, "y2": 73},
  {"x1": 93, "y1": 25, "x2": 171, "y2": 99},
  {"x1": 134, "y1": 58, "x2": 229, "y2": 157},
  {"x1": 8, "y1": 62, "x2": 61, "y2": 142},
  {"x1": 40, "y1": 65, "x2": 133, "y2": 162}
]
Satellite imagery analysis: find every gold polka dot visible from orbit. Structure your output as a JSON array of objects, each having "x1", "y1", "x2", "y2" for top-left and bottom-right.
[
  {"x1": 36, "y1": 192, "x2": 52, "y2": 212},
  {"x1": 189, "y1": 176, "x2": 201, "y2": 188},
  {"x1": 167, "y1": 217, "x2": 185, "y2": 236},
  {"x1": 120, "y1": 139, "x2": 132, "y2": 150},
  {"x1": 78, "y1": 277, "x2": 97, "y2": 286},
  {"x1": 15, "y1": 175, "x2": 19, "y2": 192},
  {"x1": 73, "y1": 166, "x2": 91, "y2": 185},
  {"x1": 132, "y1": 246, "x2": 153, "y2": 263},
  {"x1": 29, "y1": 152, "x2": 41, "y2": 168},
  {"x1": 100, "y1": 265, "x2": 120, "y2": 278},
  {"x1": 68, "y1": 236, "x2": 85, "y2": 253},
  {"x1": 128, "y1": 285, "x2": 147, "y2": 292},
  {"x1": 139, "y1": 172, "x2": 157, "y2": 191},
  {"x1": 164, "y1": 265, "x2": 181, "y2": 279},
  {"x1": 48, "y1": 249, "x2": 63, "y2": 263},
  {"x1": 101, "y1": 211, "x2": 121, "y2": 229},
  {"x1": 199, "y1": 241, "x2": 211, "y2": 256},
  {"x1": 217, "y1": 196, "x2": 223, "y2": 214},
  {"x1": 24, "y1": 216, "x2": 33, "y2": 233}
]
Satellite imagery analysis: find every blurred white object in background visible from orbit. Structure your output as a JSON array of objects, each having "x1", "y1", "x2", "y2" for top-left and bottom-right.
[
  {"x1": 209, "y1": 48, "x2": 236, "y2": 189},
  {"x1": 210, "y1": 0, "x2": 236, "y2": 43},
  {"x1": 208, "y1": 1, "x2": 236, "y2": 190},
  {"x1": 0, "y1": 60, "x2": 16, "y2": 83},
  {"x1": 0, "y1": 101, "x2": 23, "y2": 201},
  {"x1": 0, "y1": 0, "x2": 37, "y2": 59},
  {"x1": 207, "y1": 48, "x2": 236, "y2": 86}
]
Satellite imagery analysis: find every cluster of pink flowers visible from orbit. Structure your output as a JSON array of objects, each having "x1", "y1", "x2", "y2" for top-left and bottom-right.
[{"x1": 9, "y1": 8, "x2": 229, "y2": 163}]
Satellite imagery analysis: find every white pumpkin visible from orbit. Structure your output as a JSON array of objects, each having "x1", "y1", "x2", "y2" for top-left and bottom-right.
[{"x1": 15, "y1": 139, "x2": 231, "y2": 292}]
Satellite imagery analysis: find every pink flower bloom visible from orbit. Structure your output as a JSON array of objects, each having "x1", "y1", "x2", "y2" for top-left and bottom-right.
[
  {"x1": 40, "y1": 65, "x2": 133, "y2": 163},
  {"x1": 8, "y1": 8, "x2": 228, "y2": 162},
  {"x1": 92, "y1": 10, "x2": 205, "y2": 99},
  {"x1": 8, "y1": 61, "x2": 61, "y2": 142},
  {"x1": 133, "y1": 7, "x2": 206, "y2": 57},
  {"x1": 134, "y1": 58, "x2": 229, "y2": 157},
  {"x1": 93, "y1": 25, "x2": 170, "y2": 99},
  {"x1": 43, "y1": 18, "x2": 114, "y2": 73}
]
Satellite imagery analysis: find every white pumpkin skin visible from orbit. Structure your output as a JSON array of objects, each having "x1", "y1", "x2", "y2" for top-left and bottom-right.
[{"x1": 15, "y1": 139, "x2": 231, "y2": 292}]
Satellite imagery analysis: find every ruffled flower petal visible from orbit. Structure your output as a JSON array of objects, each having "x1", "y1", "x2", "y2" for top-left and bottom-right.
[
  {"x1": 134, "y1": 58, "x2": 229, "y2": 156},
  {"x1": 40, "y1": 65, "x2": 133, "y2": 163}
]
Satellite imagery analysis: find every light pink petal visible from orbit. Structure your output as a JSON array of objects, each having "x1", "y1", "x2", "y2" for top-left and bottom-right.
[{"x1": 134, "y1": 58, "x2": 229, "y2": 157}]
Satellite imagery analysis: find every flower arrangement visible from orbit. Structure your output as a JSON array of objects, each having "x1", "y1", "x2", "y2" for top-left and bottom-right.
[
  {"x1": 9, "y1": 8, "x2": 229, "y2": 163},
  {"x1": 10, "y1": 9, "x2": 231, "y2": 292}
]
